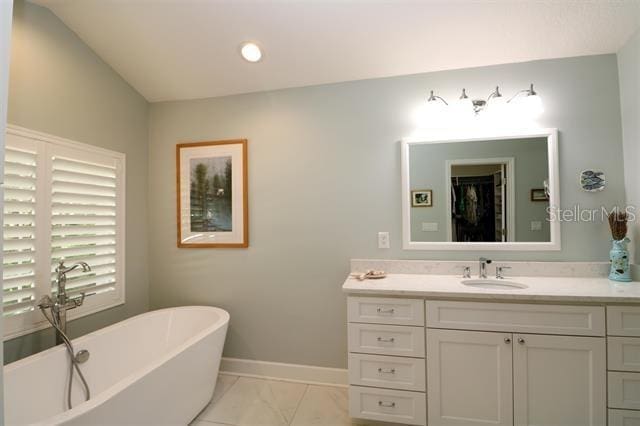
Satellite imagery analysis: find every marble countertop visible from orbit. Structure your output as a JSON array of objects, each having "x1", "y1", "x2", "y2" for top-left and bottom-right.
[{"x1": 342, "y1": 274, "x2": 640, "y2": 303}]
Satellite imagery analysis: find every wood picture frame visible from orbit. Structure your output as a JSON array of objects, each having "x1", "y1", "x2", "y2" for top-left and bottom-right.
[
  {"x1": 176, "y1": 139, "x2": 248, "y2": 248},
  {"x1": 412, "y1": 189, "x2": 433, "y2": 207}
]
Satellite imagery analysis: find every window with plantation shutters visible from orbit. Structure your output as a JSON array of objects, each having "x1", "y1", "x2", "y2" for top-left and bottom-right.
[{"x1": 2, "y1": 126, "x2": 125, "y2": 339}]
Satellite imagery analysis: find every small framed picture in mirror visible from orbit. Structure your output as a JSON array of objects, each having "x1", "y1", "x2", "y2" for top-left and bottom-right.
[
  {"x1": 412, "y1": 189, "x2": 433, "y2": 207},
  {"x1": 530, "y1": 188, "x2": 549, "y2": 202}
]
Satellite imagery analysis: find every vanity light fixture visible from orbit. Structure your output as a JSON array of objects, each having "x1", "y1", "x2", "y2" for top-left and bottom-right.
[
  {"x1": 508, "y1": 83, "x2": 544, "y2": 118},
  {"x1": 425, "y1": 84, "x2": 543, "y2": 117},
  {"x1": 239, "y1": 42, "x2": 262, "y2": 63}
]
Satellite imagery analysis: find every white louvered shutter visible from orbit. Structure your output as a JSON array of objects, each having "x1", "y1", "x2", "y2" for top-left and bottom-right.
[
  {"x1": 2, "y1": 126, "x2": 125, "y2": 339},
  {"x1": 51, "y1": 156, "x2": 119, "y2": 300},
  {"x1": 3, "y1": 146, "x2": 38, "y2": 318}
]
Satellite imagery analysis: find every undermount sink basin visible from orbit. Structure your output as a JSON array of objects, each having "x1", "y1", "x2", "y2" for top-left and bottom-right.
[{"x1": 461, "y1": 279, "x2": 528, "y2": 290}]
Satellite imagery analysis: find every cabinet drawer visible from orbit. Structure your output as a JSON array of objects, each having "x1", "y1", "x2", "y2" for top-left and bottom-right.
[
  {"x1": 609, "y1": 337, "x2": 640, "y2": 372},
  {"x1": 609, "y1": 372, "x2": 640, "y2": 410},
  {"x1": 609, "y1": 409, "x2": 640, "y2": 426},
  {"x1": 348, "y1": 323, "x2": 425, "y2": 357},
  {"x1": 609, "y1": 306, "x2": 640, "y2": 337},
  {"x1": 348, "y1": 296, "x2": 424, "y2": 326},
  {"x1": 426, "y1": 301, "x2": 605, "y2": 336},
  {"x1": 348, "y1": 353, "x2": 425, "y2": 391},
  {"x1": 348, "y1": 385, "x2": 426, "y2": 426}
]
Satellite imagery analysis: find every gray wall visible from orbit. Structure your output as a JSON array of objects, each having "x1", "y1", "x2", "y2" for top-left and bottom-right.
[
  {"x1": 1, "y1": 0, "x2": 13, "y2": 410},
  {"x1": 4, "y1": 0, "x2": 149, "y2": 363},
  {"x1": 619, "y1": 30, "x2": 640, "y2": 263},
  {"x1": 409, "y1": 138, "x2": 550, "y2": 242},
  {"x1": 149, "y1": 54, "x2": 625, "y2": 368}
]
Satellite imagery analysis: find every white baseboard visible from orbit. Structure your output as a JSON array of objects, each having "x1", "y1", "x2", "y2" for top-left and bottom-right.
[{"x1": 220, "y1": 357, "x2": 348, "y2": 387}]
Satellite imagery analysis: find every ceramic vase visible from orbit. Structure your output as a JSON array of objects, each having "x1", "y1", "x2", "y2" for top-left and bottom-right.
[{"x1": 609, "y1": 237, "x2": 632, "y2": 282}]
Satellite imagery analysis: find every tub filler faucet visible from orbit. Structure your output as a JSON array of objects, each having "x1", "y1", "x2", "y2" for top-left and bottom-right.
[
  {"x1": 37, "y1": 260, "x2": 93, "y2": 410},
  {"x1": 38, "y1": 260, "x2": 92, "y2": 344}
]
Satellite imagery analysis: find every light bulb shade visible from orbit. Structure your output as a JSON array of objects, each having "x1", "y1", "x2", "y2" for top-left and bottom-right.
[
  {"x1": 426, "y1": 99, "x2": 447, "y2": 116},
  {"x1": 521, "y1": 94, "x2": 544, "y2": 118},
  {"x1": 452, "y1": 97, "x2": 474, "y2": 119},
  {"x1": 487, "y1": 95, "x2": 507, "y2": 116}
]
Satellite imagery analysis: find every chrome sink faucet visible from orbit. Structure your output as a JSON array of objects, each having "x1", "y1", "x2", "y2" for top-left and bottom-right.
[
  {"x1": 38, "y1": 260, "x2": 92, "y2": 345},
  {"x1": 479, "y1": 257, "x2": 492, "y2": 279}
]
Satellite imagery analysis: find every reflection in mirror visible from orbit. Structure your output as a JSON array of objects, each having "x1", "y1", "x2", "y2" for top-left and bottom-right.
[{"x1": 408, "y1": 137, "x2": 550, "y2": 244}]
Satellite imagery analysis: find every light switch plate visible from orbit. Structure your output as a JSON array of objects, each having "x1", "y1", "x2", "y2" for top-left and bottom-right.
[
  {"x1": 378, "y1": 232, "x2": 390, "y2": 249},
  {"x1": 422, "y1": 222, "x2": 438, "y2": 232}
]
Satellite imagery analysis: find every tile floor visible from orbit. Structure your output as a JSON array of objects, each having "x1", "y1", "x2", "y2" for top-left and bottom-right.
[{"x1": 190, "y1": 374, "x2": 393, "y2": 426}]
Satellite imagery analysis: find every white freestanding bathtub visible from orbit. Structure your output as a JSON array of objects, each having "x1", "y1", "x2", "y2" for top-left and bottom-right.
[{"x1": 4, "y1": 306, "x2": 229, "y2": 426}]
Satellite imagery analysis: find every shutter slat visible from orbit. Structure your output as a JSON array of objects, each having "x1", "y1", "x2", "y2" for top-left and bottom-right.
[
  {"x1": 52, "y1": 225, "x2": 115, "y2": 238},
  {"x1": 4, "y1": 187, "x2": 35, "y2": 202},
  {"x1": 4, "y1": 201, "x2": 35, "y2": 214},
  {"x1": 52, "y1": 157, "x2": 115, "y2": 178},
  {"x1": 3, "y1": 239, "x2": 35, "y2": 252},
  {"x1": 52, "y1": 169, "x2": 115, "y2": 188},
  {"x1": 53, "y1": 192, "x2": 115, "y2": 207},
  {"x1": 52, "y1": 235, "x2": 116, "y2": 249},
  {"x1": 66, "y1": 276, "x2": 116, "y2": 294},
  {"x1": 4, "y1": 162, "x2": 35, "y2": 177},
  {"x1": 6, "y1": 148, "x2": 36, "y2": 165},
  {"x1": 4, "y1": 226, "x2": 35, "y2": 239},
  {"x1": 52, "y1": 181, "x2": 116, "y2": 197},
  {"x1": 3, "y1": 300, "x2": 35, "y2": 317},
  {"x1": 52, "y1": 215, "x2": 116, "y2": 226},
  {"x1": 53, "y1": 204, "x2": 116, "y2": 216},
  {"x1": 3, "y1": 147, "x2": 37, "y2": 317},
  {"x1": 3, "y1": 175, "x2": 36, "y2": 190},
  {"x1": 51, "y1": 243, "x2": 116, "y2": 261},
  {"x1": 3, "y1": 288, "x2": 36, "y2": 303},
  {"x1": 50, "y1": 254, "x2": 116, "y2": 271},
  {"x1": 3, "y1": 273, "x2": 35, "y2": 290}
]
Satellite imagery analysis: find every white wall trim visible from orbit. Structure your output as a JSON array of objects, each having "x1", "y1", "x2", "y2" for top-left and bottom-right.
[{"x1": 220, "y1": 357, "x2": 348, "y2": 387}]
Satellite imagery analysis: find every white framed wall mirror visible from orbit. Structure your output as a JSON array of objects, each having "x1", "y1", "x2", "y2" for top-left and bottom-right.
[{"x1": 401, "y1": 128, "x2": 560, "y2": 251}]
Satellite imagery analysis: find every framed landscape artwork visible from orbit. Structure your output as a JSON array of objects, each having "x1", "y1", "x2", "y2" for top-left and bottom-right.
[{"x1": 176, "y1": 140, "x2": 248, "y2": 248}]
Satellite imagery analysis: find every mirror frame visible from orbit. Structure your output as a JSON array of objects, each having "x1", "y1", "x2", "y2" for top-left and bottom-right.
[{"x1": 401, "y1": 128, "x2": 560, "y2": 251}]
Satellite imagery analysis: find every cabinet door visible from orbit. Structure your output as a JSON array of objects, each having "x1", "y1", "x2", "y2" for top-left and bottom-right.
[
  {"x1": 426, "y1": 329, "x2": 513, "y2": 426},
  {"x1": 513, "y1": 334, "x2": 606, "y2": 426}
]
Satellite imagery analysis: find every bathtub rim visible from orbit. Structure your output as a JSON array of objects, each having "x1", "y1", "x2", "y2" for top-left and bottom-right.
[{"x1": 4, "y1": 305, "x2": 230, "y2": 426}]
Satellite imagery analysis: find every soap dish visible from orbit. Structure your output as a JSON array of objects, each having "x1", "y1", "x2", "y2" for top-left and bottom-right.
[{"x1": 351, "y1": 270, "x2": 387, "y2": 281}]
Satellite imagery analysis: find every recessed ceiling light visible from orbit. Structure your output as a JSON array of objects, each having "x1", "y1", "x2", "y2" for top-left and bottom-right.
[{"x1": 240, "y1": 42, "x2": 262, "y2": 63}]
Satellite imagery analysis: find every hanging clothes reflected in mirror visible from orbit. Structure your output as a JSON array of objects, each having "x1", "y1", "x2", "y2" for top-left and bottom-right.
[{"x1": 450, "y1": 161, "x2": 511, "y2": 242}]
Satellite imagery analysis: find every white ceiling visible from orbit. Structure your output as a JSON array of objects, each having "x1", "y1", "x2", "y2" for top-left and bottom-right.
[{"x1": 33, "y1": 0, "x2": 640, "y2": 103}]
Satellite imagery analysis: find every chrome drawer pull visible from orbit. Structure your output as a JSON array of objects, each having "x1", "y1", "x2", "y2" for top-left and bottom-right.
[
  {"x1": 377, "y1": 367, "x2": 396, "y2": 374},
  {"x1": 378, "y1": 401, "x2": 396, "y2": 408},
  {"x1": 376, "y1": 307, "x2": 395, "y2": 314},
  {"x1": 377, "y1": 336, "x2": 395, "y2": 343}
]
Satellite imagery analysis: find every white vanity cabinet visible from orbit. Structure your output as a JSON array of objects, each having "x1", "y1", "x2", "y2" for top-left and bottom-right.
[
  {"x1": 426, "y1": 301, "x2": 606, "y2": 426},
  {"x1": 426, "y1": 329, "x2": 514, "y2": 426},
  {"x1": 346, "y1": 296, "x2": 613, "y2": 426}
]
